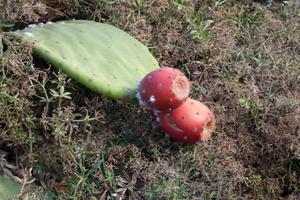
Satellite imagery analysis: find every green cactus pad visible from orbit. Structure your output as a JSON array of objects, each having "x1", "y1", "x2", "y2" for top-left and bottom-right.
[
  {"x1": 0, "y1": 175, "x2": 21, "y2": 199},
  {"x1": 9, "y1": 20, "x2": 159, "y2": 101},
  {"x1": 0, "y1": 175, "x2": 53, "y2": 200}
]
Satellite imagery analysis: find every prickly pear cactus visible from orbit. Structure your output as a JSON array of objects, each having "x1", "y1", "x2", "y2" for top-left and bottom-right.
[
  {"x1": 0, "y1": 175, "x2": 53, "y2": 200},
  {"x1": 0, "y1": 175, "x2": 21, "y2": 199},
  {"x1": 9, "y1": 20, "x2": 159, "y2": 101}
]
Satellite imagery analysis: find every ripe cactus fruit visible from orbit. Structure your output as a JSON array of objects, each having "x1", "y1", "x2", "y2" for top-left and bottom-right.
[
  {"x1": 9, "y1": 20, "x2": 159, "y2": 101},
  {"x1": 157, "y1": 98, "x2": 215, "y2": 144},
  {"x1": 137, "y1": 67, "x2": 190, "y2": 111}
]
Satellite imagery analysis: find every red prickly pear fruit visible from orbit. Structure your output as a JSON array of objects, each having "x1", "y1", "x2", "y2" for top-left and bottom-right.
[
  {"x1": 137, "y1": 67, "x2": 190, "y2": 111},
  {"x1": 157, "y1": 98, "x2": 216, "y2": 144}
]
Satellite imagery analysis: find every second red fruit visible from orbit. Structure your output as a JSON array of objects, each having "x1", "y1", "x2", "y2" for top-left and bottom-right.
[{"x1": 157, "y1": 98, "x2": 215, "y2": 144}]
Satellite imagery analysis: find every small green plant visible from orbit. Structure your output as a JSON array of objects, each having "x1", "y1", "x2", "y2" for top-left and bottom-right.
[
  {"x1": 250, "y1": 174, "x2": 262, "y2": 185},
  {"x1": 251, "y1": 52, "x2": 269, "y2": 69},
  {"x1": 190, "y1": 85, "x2": 202, "y2": 99},
  {"x1": 276, "y1": 3, "x2": 299, "y2": 20},
  {"x1": 187, "y1": 11, "x2": 214, "y2": 44},
  {"x1": 235, "y1": 9, "x2": 264, "y2": 33},
  {"x1": 170, "y1": 179, "x2": 190, "y2": 200},
  {"x1": 107, "y1": 13, "x2": 121, "y2": 26},
  {"x1": 172, "y1": 0, "x2": 188, "y2": 11},
  {"x1": 68, "y1": 148, "x2": 118, "y2": 199},
  {"x1": 99, "y1": 0, "x2": 113, "y2": 7},
  {"x1": 146, "y1": 177, "x2": 191, "y2": 200},
  {"x1": 145, "y1": 178, "x2": 166, "y2": 199},
  {"x1": 213, "y1": 0, "x2": 227, "y2": 8},
  {"x1": 242, "y1": 45, "x2": 270, "y2": 69},
  {"x1": 161, "y1": 0, "x2": 187, "y2": 22},
  {"x1": 133, "y1": 0, "x2": 144, "y2": 11},
  {"x1": 50, "y1": 86, "x2": 72, "y2": 110},
  {"x1": 91, "y1": 0, "x2": 113, "y2": 21},
  {"x1": 233, "y1": 9, "x2": 264, "y2": 46},
  {"x1": 238, "y1": 97, "x2": 263, "y2": 124}
]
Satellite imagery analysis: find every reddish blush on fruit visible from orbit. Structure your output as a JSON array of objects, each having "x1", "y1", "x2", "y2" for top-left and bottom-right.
[
  {"x1": 158, "y1": 98, "x2": 215, "y2": 144},
  {"x1": 137, "y1": 67, "x2": 190, "y2": 111}
]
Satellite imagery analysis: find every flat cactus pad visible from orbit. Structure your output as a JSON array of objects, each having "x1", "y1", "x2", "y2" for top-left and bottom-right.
[
  {"x1": 0, "y1": 175, "x2": 21, "y2": 199},
  {"x1": 9, "y1": 20, "x2": 159, "y2": 101},
  {"x1": 0, "y1": 175, "x2": 52, "y2": 199}
]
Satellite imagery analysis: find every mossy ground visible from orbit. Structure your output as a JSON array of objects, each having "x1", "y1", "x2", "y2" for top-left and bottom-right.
[{"x1": 1, "y1": 0, "x2": 300, "y2": 199}]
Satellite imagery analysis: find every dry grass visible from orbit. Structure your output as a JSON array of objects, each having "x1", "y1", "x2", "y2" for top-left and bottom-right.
[{"x1": 1, "y1": 0, "x2": 300, "y2": 199}]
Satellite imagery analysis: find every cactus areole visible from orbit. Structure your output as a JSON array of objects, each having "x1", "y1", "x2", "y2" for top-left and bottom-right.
[
  {"x1": 138, "y1": 67, "x2": 190, "y2": 111},
  {"x1": 158, "y1": 98, "x2": 215, "y2": 144}
]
